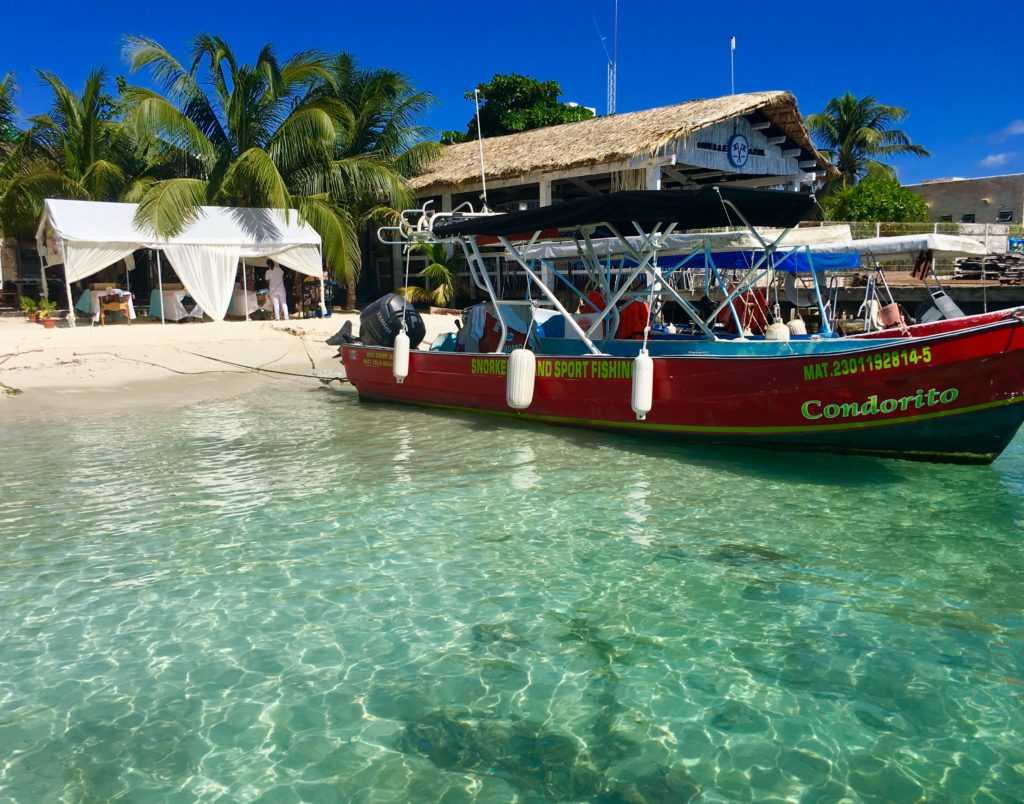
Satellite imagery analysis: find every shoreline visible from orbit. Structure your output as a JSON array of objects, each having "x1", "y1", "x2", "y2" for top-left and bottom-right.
[{"x1": 0, "y1": 311, "x2": 456, "y2": 422}]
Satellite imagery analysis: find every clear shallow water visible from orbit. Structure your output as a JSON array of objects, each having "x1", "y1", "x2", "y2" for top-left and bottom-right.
[{"x1": 1, "y1": 384, "x2": 1023, "y2": 803}]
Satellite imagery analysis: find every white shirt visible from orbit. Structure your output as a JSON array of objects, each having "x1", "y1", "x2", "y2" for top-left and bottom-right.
[{"x1": 266, "y1": 266, "x2": 285, "y2": 295}]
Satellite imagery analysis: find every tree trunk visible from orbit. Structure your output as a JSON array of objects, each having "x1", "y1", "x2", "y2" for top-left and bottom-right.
[{"x1": 345, "y1": 278, "x2": 357, "y2": 311}]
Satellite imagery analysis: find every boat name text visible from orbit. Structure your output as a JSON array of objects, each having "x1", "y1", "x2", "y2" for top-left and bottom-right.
[
  {"x1": 803, "y1": 346, "x2": 932, "y2": 382},
  {"x1": 470, "y1": 358, "x2": 632, "y2": 380},
  {"x1": 801, "y1": 387, "x2": 959, "y2": 421}
]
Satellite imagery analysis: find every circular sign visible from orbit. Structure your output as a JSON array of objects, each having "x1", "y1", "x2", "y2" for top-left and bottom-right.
[{"x1": 728, "y1": 134, "x2": 750, "y2": 168}]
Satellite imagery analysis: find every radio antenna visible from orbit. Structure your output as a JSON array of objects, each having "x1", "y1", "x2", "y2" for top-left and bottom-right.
[
  {"x1": 593, "y1": 9, "x2": 614, "y2": 116},
  {"x1": 730, "y1": 36, "x2": 736, "y2": 94},
  {"x1": 473, "y1": 87, "x2": 489, "y2": 211},
  {"x1": 612, "y1": 0, "x2": 618, "y2": 115}
]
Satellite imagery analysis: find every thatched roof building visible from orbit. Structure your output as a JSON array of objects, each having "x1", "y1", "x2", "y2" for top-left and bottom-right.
[{"x1": 411, "y1": 90, "x2": 837, "y2": 207}]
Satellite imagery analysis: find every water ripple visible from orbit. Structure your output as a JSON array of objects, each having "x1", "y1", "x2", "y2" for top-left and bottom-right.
[{"x1": 1, "y1": 388, "x2": 1023, "y2": 800}]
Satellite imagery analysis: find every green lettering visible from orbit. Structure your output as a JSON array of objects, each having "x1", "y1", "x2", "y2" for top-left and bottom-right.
[{"x1": 801, "y1": 400, "x2": 822, "y2": 420}]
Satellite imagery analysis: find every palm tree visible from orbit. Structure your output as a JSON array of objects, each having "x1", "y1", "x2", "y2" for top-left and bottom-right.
[
  {"x1": 310, "y1": 54, "x2": 441, "y2": 307},
  {"x1": 122, "y1": 36, "x2": 439, "y2": 308},
  {"x1": 28, "y1": 68, "x2": 136, "y2": 201},
  {"x1": 0, "y1": 72, "x2": 17, "y2": 144},
  {"x1": 806, "y1": 93, "x2": 929, "y2": 187},
  {"x1": 121, "y1": 35, "x2": 353, "y2": 268},
  {"x1": 0, "y1": 72, "x2": 90, "y2": 241}
]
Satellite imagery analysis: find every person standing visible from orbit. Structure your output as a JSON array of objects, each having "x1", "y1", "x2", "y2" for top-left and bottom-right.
[{"x1": 266, "y1": 260, "x2": 289, "y2": 320}]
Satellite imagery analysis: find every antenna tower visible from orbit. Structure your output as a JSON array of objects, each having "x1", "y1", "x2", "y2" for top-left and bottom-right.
[{"x1": 594, "y1": 1, "x2": 618, "y2": 116}]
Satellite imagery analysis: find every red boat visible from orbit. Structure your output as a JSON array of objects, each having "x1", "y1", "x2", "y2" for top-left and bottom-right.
[
  {"x1": 341, "y1": 188, "x2": 1024, "y2": 464},
  {"x1": 342, "y1": 316, "x2": 1024, "y2": 464}
]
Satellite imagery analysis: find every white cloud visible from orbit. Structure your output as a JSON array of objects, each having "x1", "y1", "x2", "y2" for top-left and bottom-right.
[
  {"x1": 992, "y1": 120, "x2": 1024, "y2": 142},
  {"x1": 979, "y1": 152, "x2": 1018, "y2": 168}
]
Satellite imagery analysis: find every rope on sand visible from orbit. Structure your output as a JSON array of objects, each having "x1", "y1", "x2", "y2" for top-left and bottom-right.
[{"x1": 181, "y1": 350, "x2": 347, "y2": 383}]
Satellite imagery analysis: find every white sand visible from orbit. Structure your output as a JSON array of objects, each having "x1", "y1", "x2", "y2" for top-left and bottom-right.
[{"x1": 0, "y1": 311, "x2": 458, "y2": 421}]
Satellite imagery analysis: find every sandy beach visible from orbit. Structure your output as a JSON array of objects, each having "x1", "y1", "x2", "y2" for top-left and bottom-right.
[{"x1": 0, "y1": 311, "x2": 456, "y2": 421}]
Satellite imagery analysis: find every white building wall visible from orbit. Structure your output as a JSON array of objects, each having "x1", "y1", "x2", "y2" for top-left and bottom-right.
[{"x1": 908, "y1": 174, "x2": 1024, "y2": 224}]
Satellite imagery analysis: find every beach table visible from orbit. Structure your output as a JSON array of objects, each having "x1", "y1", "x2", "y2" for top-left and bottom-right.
[
  {"x1": 149, "y1": 289, "x2": 204, "y2": 321},
  {"x1": 228, "y1": 286, "x2": 270, "y2": 317},
  {"x1": 74, "y1": 289, "x2": 137, "y2": 324}
]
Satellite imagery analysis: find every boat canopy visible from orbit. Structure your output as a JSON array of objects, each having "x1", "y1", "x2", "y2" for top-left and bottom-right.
[
  {"x1": 815, "y1": 233, "x2": 987, "y2": 258},
  {"x1": 521, "y1": 225, "x2": 855, "y2": 261},
  {"x1": 432, "y1": 187, "x2": 816, "y2": 238}
]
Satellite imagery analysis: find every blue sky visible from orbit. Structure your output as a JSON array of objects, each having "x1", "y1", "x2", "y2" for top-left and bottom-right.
[{"x1": 3, "y1": 0, "x2": 1020, "y2": 184}]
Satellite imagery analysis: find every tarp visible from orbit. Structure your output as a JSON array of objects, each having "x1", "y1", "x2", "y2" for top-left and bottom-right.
[
  {"x1": 812, "y1": 233, "x2": 987, "y2": 258},
  {"x1": 36, "y1": 199, "x2": 324, "y2": 321},
  {"x1": 671, "y1": 249, "x2": 860, "y2": 272},
  {"x1": 522, "y1": 225, "x2": 855, "y2": 260},
  {"x1": 433, "y1": 187, "x2": 816, "y2": 237}
]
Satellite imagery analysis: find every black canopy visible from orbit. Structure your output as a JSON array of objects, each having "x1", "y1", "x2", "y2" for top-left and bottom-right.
[{"x1": 432, "y1": 186, "x2": 815, "y2": 238}]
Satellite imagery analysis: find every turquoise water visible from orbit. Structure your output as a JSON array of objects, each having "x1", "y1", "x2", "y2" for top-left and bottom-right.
[{"x1": 1, "y1": 384, "x2": 1023, "y2": 802}]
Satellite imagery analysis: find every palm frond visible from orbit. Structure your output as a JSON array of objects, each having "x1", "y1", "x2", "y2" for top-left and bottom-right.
[
  {"x1": 293, "y1": 194, "x2": 359, "y2": 282},
  {"x1": 122, "y1": 87, "x2": 218, "y2": 169},
  {"x1": 81, "y1": 159, "x2": 125, "y2": 199},
  {"x1": 133, "y1": 177, "x2": 209, "y2": 236},
  {"x1": 220, "y1": 146, "x2": 289, "y2": 209},
  {"x1": 124, "y1": 36, "x2": 196, "y2": 99},
  {"x1": 394, "y1": 140, "x2": 442, "y2": 178},
  {"x1": 268, "y1": 103, "x2": 338, "y2": 174}
]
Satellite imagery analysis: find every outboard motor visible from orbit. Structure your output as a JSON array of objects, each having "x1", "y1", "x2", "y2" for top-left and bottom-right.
[{"x1": 359, "y1": 293, "x2": 426, "y2": 349}]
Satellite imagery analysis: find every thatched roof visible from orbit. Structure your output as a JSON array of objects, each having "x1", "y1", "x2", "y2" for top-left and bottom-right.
[{"x1": 411, "y1": 90, "x2": 838, "y2": 192}]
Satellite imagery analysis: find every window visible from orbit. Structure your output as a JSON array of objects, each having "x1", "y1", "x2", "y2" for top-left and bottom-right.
[
  {"x1": 997, "y1": 210, "x2": 1014, "y2": 223},
  {"x1": 960, "y1": 213, "x2": 976, "y2": 223},
  {"x1": 939, "y1": 215, "x2": 953, "y2": 222}
]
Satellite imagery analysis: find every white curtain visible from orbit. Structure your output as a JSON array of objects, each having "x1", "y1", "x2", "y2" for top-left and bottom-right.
[
  {"x1": 162, "y1": 243, "x2": 241, "y2": 322},
  {"x1": 267, "y1": 245, "x2": 323, "y2": 278},
  {"x1": 62, "y1": 242, "x2": 139, "y2": 283}
]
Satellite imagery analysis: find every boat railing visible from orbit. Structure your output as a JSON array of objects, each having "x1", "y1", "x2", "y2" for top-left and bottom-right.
[{"x1": 377, "y1": 201, "x2": 499, "y2": 246}]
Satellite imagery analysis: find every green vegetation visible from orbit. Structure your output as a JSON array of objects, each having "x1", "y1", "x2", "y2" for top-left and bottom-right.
[
  {"x1": 35, "y1": 297, "x2": 58, "y2": 319},
  {"x1": 397, "y1": 242, "x2": 463, "y2": 307},
  {"x1": 806, "y1": 93, "x2": 929, "y2": 188},
  {"x1": 443, "y1": 73, "x2": 594, "y2": 142},
  {"x1": 0, "y1": 38, "x2": 440, "y2": 308},
  {"x1": 819, "y1": 175, "x2": 928, "y2": 222}
]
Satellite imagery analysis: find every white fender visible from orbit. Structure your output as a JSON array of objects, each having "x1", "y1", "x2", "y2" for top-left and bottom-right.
[
  {"x1": 863, "y1": 299, "x2": 883, "y2": 331},
  {"x1": 786, "y1": 317, "x2": 807, "y2": 336},
  {"x1": 765, "y1": 321, "x2": 791, "y2": 341},
  {"x1": 632, "y1": 351, "x2": 653, "y2": 420},
  {"x1": 506, "y1": 348, "x2": 536, "y2": 410},
  {"x1": 393, "y1": 330, "x2": 410, "y2": 383}
]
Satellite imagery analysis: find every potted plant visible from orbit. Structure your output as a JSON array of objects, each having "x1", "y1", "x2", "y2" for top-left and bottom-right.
[
  {"x1": 19, "y1": 296, "x2": 38, "y2": 322},
  {"x1": 36, "y1": 298, "x2": 58, "y2": 328}
]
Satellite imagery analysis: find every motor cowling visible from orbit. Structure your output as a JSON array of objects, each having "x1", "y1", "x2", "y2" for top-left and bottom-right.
[{"x1": 359, "y1": 294, "x2": 426, "y2": 349}]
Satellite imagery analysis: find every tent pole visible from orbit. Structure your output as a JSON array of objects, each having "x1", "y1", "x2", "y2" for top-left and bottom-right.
[
  {"x1": 59, "y1": 240, "x2": 74, "y2": 328},
  {"x1": 319, "y1": 270, "x2": 327, "y2": 316},
  {"x1": 156, "y1": 250, "x2": 165, "y2": 325},
  {"x1": 241, "y1": 259, "x2": 250, "y2": 321}
]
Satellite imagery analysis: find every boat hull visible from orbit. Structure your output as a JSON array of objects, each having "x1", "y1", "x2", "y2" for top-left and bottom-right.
[{"x1": 340, "y1": 319, "x2": 1024, "y2": 464}]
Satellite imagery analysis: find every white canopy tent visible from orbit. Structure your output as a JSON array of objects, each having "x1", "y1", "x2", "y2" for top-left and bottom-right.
[{"x1": 36, "y1": 199, "x2": 325, "y2": 326}]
